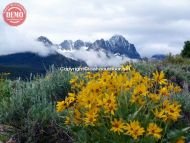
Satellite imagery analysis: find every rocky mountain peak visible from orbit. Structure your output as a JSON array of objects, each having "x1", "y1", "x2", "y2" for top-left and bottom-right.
[
  {"x1": 109, "y1": 35, "x2": 128, "y2": 43},
  {"x1": 37, "y1": 36, "x2": 53, "y2": 47},
  {"x1": 74, "y1": 40, "x2": 85, "y2": 49},
  {"x1": 60, "y1": 40, "x2": 73, "y2": 50}
]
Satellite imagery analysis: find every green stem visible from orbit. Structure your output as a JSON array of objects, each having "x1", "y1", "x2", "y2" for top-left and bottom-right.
[{"x1": 160, "y1": 122, "x2": 169, "y2": 143}]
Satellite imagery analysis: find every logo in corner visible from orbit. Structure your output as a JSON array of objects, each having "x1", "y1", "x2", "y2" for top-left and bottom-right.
[{"x1": 3, "y1": 3, "x2": 27, "y2": 26}]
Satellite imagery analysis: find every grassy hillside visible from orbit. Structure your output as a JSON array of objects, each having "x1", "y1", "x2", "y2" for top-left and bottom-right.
[{"x1": 0, "y1": 52, "x2": 87, "y2": 79}]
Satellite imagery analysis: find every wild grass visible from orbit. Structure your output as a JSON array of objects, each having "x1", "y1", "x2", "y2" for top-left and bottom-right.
[{"x1": 0, "y1": 70, "x2": 73, "y2": 142}]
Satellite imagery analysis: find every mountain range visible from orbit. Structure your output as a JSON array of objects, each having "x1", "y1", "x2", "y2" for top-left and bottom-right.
[
  {"x1": 56, "y1": 35, "x2": 141, "y2": 59},
  {"x1": 151, "y1": 54, "x2": 166, "y2": 60},
  {"x1": 0, "y1": 35, "x2": 142, "y2": 78}
]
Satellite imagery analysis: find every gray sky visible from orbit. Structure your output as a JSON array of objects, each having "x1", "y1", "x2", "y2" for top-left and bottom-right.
[{"x1": 1, "y1": 0, "x2": 190, "y2": 57}]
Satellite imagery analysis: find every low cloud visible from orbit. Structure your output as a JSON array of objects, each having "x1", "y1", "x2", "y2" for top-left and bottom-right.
[
  {"x1": 138, "y1": 43, "x2": 182, "y2": 57},
  {"x1": 57, "y1": 47, "x2": 133, "y2": 67},
  {"x1": 0, "y1": 25, "x2": 55, "y2": 56}
]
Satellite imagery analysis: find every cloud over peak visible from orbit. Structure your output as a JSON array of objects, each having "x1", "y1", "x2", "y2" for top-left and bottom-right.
[{"x1": 1, "y1": 0, "x2": 190, "y2": 57}]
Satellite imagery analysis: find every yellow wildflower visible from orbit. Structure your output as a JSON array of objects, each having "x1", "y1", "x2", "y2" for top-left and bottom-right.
[
  {"x1": 154, "y1": 108, "x2": 168, "y2": 122},
  {"x1": 121, "y1": 65, "x2": 131, "y2": 72},
  {"x1": 124, "y1": 120, "x2": 145, "y2": 140},
  {"x1": 165, "y1": 102, "x2": 181, "y2": 121},
  {"x1": 110, "y1": 119, "x2": 125, "y2": 134},
  {"x1": 104, "y1": 102, "x2": 117, "y2": 115},
  {"x1": 130, "y1": 94, "x2": 145, "y2": 105},
  {"x1": 103, "y1": 93, "x2": 117, "y2": 115},
  {"x1": 153, "y1": 71, "x2": 167, "y2": 85},
  {"x1": 159, "y1": 87, "x2": 170, "y2": 96},
  {"x1": 84, "y1": 109, "x2": 98, "y2": 126},
  {"x1": 65, "y1": 96, "x2": 75, "y2": 107},
  {"x1": 85, "y1": 72, "x2": 94, "y2": 79},
  {"x1": 133, "y1": 84, "x2": 148, "y2": 96},
  {"x1": 70, "y1": 76, "x2": 78, "y2": 84},
  {"x1": 56, "y1": 101, "x2": 66, "y2": 112},
  {"x1": 176, "y1": 136, "x2": 185, "y2": 143},
  {"x1": 148, "y1": 93, "x2": 160, "y2": 102},
  {"x1": 147, "y1": 123, "x2": 162, "y2": 139},
  {"x1": 154, "y1": 101, "x2": 181, "y2": 122},
  {"x1": 103, "y1": 93, "x2": 116, "y2": 106},
  {"x1": 64, "y1": 116, "x2": 71, "y2": 125},
  {"x1": 174, "y1": 86, "x2": 182, "y2": 93},
  {"x1": 73, "y1": 109, "x2": 82, "y2": 125}
]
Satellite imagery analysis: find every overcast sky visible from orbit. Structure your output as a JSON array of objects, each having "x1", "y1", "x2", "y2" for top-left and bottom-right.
[{"x1": 1, "y1": 0, "x2": 190, "y2": 57}]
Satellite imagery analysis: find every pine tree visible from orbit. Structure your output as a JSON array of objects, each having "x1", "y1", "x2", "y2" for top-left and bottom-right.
[{"x1": 181, "y1": 41, "x2": 190, "y2": 58}]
